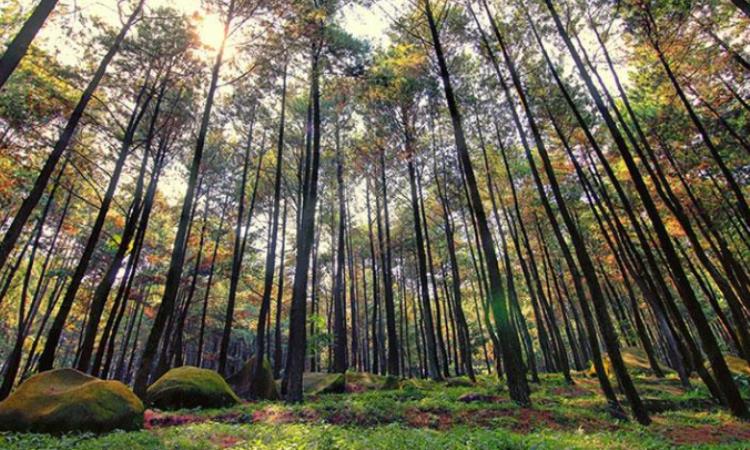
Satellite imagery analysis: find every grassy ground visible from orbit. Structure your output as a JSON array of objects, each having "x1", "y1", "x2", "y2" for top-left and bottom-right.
[{"x1": 1, "y1": 371, "x2": 749, "y2": 449}]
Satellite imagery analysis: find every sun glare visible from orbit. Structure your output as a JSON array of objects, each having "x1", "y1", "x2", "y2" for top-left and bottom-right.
[{"x1": 195, "y1": 13, "x2": 227, "y2": 54}]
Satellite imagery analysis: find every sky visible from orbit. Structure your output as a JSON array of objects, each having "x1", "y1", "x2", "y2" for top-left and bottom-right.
[{"x1": 26, "y1": 0, "x2": 398, "y2": 60}]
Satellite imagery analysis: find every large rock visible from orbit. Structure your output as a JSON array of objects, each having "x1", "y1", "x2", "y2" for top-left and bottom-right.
[
  {"x1": 345, "y1": 372, "x2": 401, "y2": 391},
  {"x1": 302, "y1": 372, "x2": 346, "y2": 395},
  {"x1": 445, "y1": 376, "x2": 474, "y2": 387},
  {"x1": 227, "y1": 356, "x2": 279, "y2": 400},
  {"x1": 344, "y1": 372, "x2": 382, "y2": 391},
  {"x1": 381, "y1": 375, "x2": 401, "y2": 390},
  {"x1": 0, "y1": 368, "x2": 143, "y2": 433},
  {"x1": 146, "y1": 366, "x2": 239, "y2": 410}
]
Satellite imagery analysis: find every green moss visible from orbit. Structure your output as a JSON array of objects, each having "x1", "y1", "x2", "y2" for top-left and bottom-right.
[
  {"x1": 227, "y1": 357, "x2": 279, "y2": 401},
  {"x1": 399, "y1": 378, "x2": 436, "y2": 391},
  {"x1": 381, "y1": 375, "x2": 401, "y2": 390},
  {"x1": 345, "y1": 372, "x2": 403, "y2": 391},
  {"x1": 721, "y1": 355, "x2": 750, "y2": 377},
  {"x1": 445, "y1": 376, "x2": 474, "y2": 387},
  {"x1": 346, "y1": 371, "x2": 384, "y2": 389},
  {"x1": 302, "y1": 373, "x2": 346, "y2": 395},
  {"x1": 0, "y1": 368, "x2": 143, "y2": 433},
  {"x1": 145, "y1": 366, "x2": 239, "y2": 410}
]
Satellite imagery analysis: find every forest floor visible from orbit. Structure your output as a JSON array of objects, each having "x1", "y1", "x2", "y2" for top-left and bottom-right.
[{"x1": 1, "y1": 371, "x2": 749, "y2": 449}]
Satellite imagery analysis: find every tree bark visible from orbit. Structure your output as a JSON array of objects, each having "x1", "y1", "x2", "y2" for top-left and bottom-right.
[
  {"x1": 284, "y1": 40, "x2": 323, "y2": 402},
  {"x1": 0, "y1": 0, "x2": 59, "y2": 89},
  {"x1": 219, "y1": 104, "x2": 257, "y2": 376},
  {"x1": 332, "y1": 119, "x2": 348, "y2": 374},
  {"x1": 254, "y1": 65, "x2": 287, "y2": 390}
]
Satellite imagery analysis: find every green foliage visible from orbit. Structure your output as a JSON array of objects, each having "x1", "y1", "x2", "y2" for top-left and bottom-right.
[
  {"x1": 306, "y1": 314, "x2": 331, "y2": 358},
  {"x1": 0, "y1": 48, "x2": 76, "y2": 130},
  {"x1": 4, "y1": 373, "x2": 750, "y2": 449},
  {"x1": 0, "y1": 430, "x2": 161, "y2": 450}
]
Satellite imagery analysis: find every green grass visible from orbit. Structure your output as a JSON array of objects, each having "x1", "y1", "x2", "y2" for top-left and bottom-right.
[{"x1": 2, "y1": 372, "x2": 749, "y2": 449}]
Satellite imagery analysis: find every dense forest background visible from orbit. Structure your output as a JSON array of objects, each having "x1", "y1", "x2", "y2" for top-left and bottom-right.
[{"x1": 1, "y1": 0, "x2": 750, "y2": 434}]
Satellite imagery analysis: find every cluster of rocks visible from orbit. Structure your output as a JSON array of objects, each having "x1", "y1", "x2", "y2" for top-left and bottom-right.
[
  {"x1": 0, "y1": 358, "x2": 411, "y2": 434},
  {"x1": 0, "y1": 357, "x2": 279, "y2": 434}
]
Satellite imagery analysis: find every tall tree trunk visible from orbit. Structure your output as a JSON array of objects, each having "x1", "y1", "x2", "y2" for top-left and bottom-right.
[
  {"x1": 360, "y1": 255, "x2": 370, "y2": 372},
  {"x1": 365, "y1": 178, "x2": 381, "y2": 375},
  {"x1": 417, "y1": 163, "x2": 449, "y2": 377},
  {"x1": 96, "y1": 146, "x2": 167, "y2": 377},
  {"x1": 273, "y1": 200, "x2": 288, "y2": 378},
  {"x1": 133, "y1": 2, "x2": 234, "y2": 397},
  {"x1": 197, "y1": 197, "x2": 229, "y2": 368},
  {"x1": 346, "y1": 196, "x2": 359, "y2": 370},
  {"x1": 543, "y1": 0, "x2": 747, "y2": 418},
  {"x1": 407, "y1": 157, "x2": 441, "y2": 380},
  {"x1": 377, "y1": 151, "x2": 400, "y2": 376},
  {"x1": 434, "y1": 150, "x2": 475, "y2": 380},
  {"x1": 284, "y1": 40, "x2": 323, "y2": 402},
  {"x1": 172, "y1": 186, "x2": 213, "y2": 368},
  {"x1": 332, "y1": 120, "x2": 348, "y2": 374},
  {"x1": 77, "y1": 84, "x2": 167, "y2": 372},
  {"x1": 0, "y1": 162, "x2": 64, "y2": 398},
  {"x1": 425, "y1": 0, "x2": 529, "y2": 404},
  {"x1": 254, "y1": 65, "x2": 287, "y2": 391},
  {"x1": 0, "y1": 0, "x2": 59, "y2": 89},
  {"x1": 219, "y1": 106, "x2": 257, "y2": 376}
]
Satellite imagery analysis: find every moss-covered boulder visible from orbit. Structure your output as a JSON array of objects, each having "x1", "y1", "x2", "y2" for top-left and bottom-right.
[
  {"x1": 146, "y1": 366, "x2": 239, "y2": 410},
  {"x1": 302, "y1": 372, "x2": 346, "y2": 395},
  {"x1": 345, "y1": 372, "x2": 382, "y2": 391},
  {"x1": 227, "y1": 357, "x2": 279, "y2": 400},
  {"x1": 0, "y1": 368, "x2": 143, "y2": 433},
  {"x1": 381, "y1": 375, "x2": 401, "y2": 390},
  {"x1": 342, "y1": 372, "x2": 401, "y2": 391},
  {"x1": 400, "y1": 378, "x2": 435, "y2": 391},
  {"x1": 445, "y1": 376, "x2": 474, "y2": 387}
]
